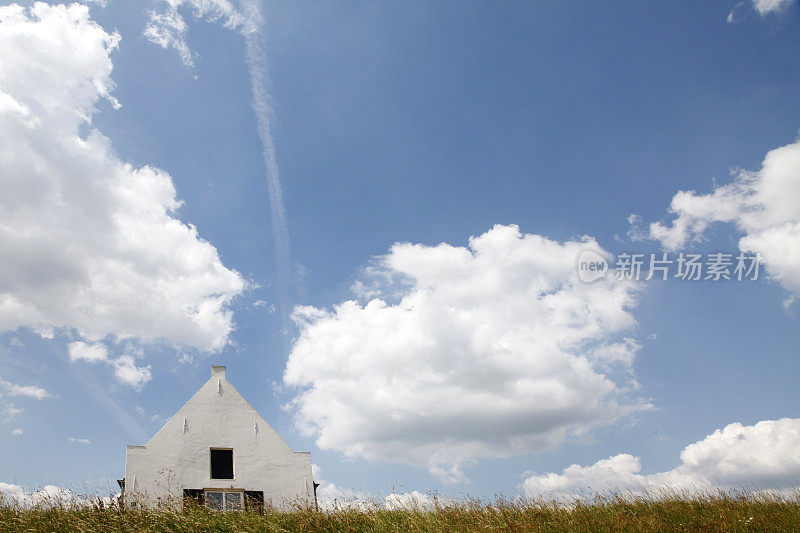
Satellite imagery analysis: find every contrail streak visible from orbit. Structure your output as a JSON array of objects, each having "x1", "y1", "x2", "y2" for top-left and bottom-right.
[
  {"x1": 75, "y1": 370, "x2": 148, "y2": 441},
  {"x1": 144, "y1": 0, "x2": 294, "y2": 337},
  {"x1": 241, "y1": 1, "x2": 293, "y2": 336}
]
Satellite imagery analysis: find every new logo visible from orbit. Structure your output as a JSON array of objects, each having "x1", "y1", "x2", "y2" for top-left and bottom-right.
[{"x1": 577, "y1": 249, "x2": 609, "y2": 283}]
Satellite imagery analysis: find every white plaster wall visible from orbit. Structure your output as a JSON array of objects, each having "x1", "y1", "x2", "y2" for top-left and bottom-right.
[{"x1": 124, "y1": 366, "x2": 315, "y2": 510}]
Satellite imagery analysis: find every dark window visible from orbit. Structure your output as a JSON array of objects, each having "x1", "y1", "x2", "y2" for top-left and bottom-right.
[
  {"x1": 244, "y1": 491, "x2": 264, "y2": 513},
  {"x1": 183, "y1": 489, "x2": 204, "y2": 507},
  {"x1": 210, "y1": 448, "x2": 233, "y2": 479}
]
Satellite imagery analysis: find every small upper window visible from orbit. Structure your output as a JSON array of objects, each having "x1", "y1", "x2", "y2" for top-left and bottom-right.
[{"x1": 210, "y1": 448, "x2": 233, "y2": 479}]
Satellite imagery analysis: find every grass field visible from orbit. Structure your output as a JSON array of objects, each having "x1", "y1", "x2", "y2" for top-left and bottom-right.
[{"x1": 1, "y1": 491, "x2": 800, "y2": 532}]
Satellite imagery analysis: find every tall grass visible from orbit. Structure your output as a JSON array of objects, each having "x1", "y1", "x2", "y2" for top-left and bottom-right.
[{"x1": 1, "y1": 489, "x2": 799, "y2": 532}]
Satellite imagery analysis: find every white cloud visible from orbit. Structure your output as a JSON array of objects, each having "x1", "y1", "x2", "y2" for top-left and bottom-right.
[
  {"x1": 34, "y1": 327, "x2": 54, "y2": 340},
  {"x1": 241, "y1": 0, "x2": 295, "y2": 325},
  {"x1": 0, "y1": 378, "x2": 50, "y2": 400},
  {"x1": 253, "y1": 300, "x2": 275, "y2": 313},
  {"x1": 752, "y1": 0, "x2": 795, "y2": 16},
  {"x1": 11, "y1": 428, "x2": 23, "y2": 436},
  {"x1": 626, "y1": 214, "x2": 648, "y2": 242},
  {"x1": 286, "y1": 225, "x2": 649, "y2": 483},
  {"x1": 68, "y1": 341, "x2": 109, "y2": 363},
  {"x1": 67, "y1": 436, "x2": 91, "y2": 445},
  {"x1": 383, "y1": 491, "x2": 441, "y2": 511},
  {"x1": 311, "y1": 464, "x2": 375, "y2": 510},
  {"x1": 645, "y1": 136, "x2": 800, "y2": 297},
  {"x1": 312, "y1": 465, "x2": 453, "y2": 510},
  {"x1": 145, "y1": 0, "x2": 294, "y2": 323},
  {"x1": 2, "y1": 403, "x2": 23, "y2": 419},
  {"x1": 134, "y1": 405, "x2": 161, "y2": 422},
  {"x1": 112, "y1": 356, "x2": 151, "y2": 390},
  {"x1": 144, "y1": 0, "x2": 254, "y2": 69},
  {"x1": 522, "y1": 418, "x2": 800, "y2": 499},
  {"x1": 0, "y1": 483, "x2": 91, "y2": 508},
  {"x1": 67, "y1": 342, "x2": 152, "y2": 388},
  {"x1": 8, "y1": 338, "x2": 24, "y2": 349},
  {"x1": 0, "y1": 4, "x2": 244, "y2": 352}
]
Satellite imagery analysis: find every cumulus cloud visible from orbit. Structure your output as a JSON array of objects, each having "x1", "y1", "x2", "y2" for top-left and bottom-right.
[
  {"x1": 286, "y1": 225, "x2": 649, "y2": 483},
  {"x1": 522, "y1": 418, "x2": 800, "y2": 499},
  {"x1": 67, "y1": 436, "x2": 91, "y2": 445},
  {"x1": 144, "y1": 0, "x2": 254, "y2": 69},
  {"x1": 644, "y1": 136, "x2": 800, "y2": 297},
  {"x1": 11, "y1": 428, "x2": 23, "y2": 436},
  {"x1": 0, "y1": 4, "x2": 244, "y2": 353},
  {"x1": 0, "y1": 483, "x2": 104, "y2": 508}
]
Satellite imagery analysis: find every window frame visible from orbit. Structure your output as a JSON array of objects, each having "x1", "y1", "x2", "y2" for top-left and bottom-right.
[{"x1": 204, "y1": 489, "x2": 244, "y2": 511}]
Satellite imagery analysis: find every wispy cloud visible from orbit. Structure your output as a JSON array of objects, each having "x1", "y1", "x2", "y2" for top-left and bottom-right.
[
  {"x1": 144, "y1": 0, "x2": 295, "y2": 333},
  {"x1": 0, "y1": 378, "x2": 50, "y2": 400},
  {"x1": 144, "y1": 0, "x2": 253, "y2": 70},
  {"x1": 67, "y1": 342, "x2": 151, "y2": 389},
  {"x1": 752, "y1": 0, "x2": 796, "y2": 16},
  {"x1": 253, "y1": 300, "x2": 276, "y2": 313},
  {"x1": 240, "y1": 0, "x2": 294, "y2": 333},
  {"x1": 729, "y1": 0, "x2": 796, "y2": 22},
  {"x1": 72, "y1": 370, "x2": 148, "y2": 440},
  {"x1": 2, "y1": 403, "x2": 23, "y2": 419}
]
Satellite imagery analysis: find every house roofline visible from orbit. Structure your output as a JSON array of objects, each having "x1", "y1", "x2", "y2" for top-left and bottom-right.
[{"x1": 124, "y1": 365, "x2": 300, "y2": 454}]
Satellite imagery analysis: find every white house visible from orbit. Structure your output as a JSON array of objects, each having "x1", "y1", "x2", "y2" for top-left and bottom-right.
[{"x1": 122, "y1": 365, "x2": 317, "y2": 511}]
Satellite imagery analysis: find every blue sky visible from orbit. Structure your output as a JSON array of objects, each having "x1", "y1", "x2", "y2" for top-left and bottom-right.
[{"x1": 1, "y1": 0, "x2": 800, "y2": 503}]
